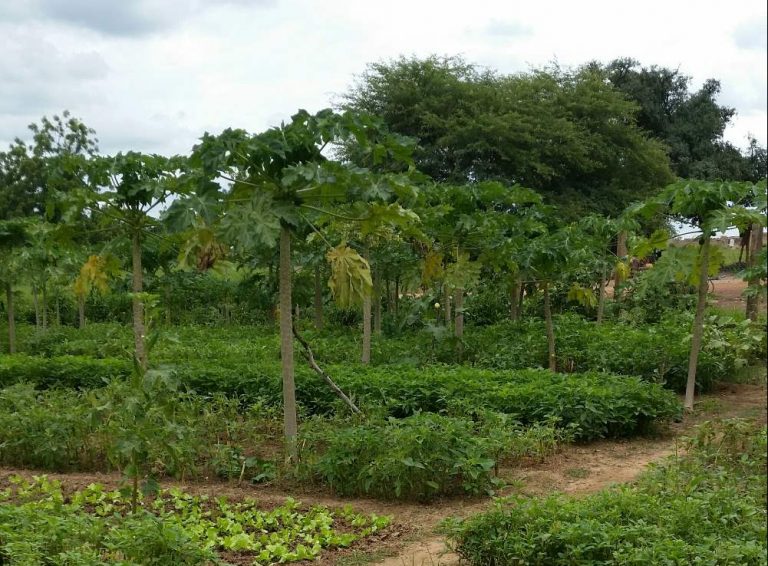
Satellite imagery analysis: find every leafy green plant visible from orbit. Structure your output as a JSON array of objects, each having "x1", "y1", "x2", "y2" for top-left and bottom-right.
[
  {"x1": 297, "y1": 413, "x2": 497, "y2": 501},
  {"x1": 0, "y1": 476, "x2": 390, "y2": 564},
  {"x1": 445, "y1": 419, "x2": 767, "y2": 565}
]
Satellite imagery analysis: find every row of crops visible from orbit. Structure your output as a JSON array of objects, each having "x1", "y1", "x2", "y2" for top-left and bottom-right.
[{"x1": 0, "y1": 314, "x2": 765, "y2": 564}]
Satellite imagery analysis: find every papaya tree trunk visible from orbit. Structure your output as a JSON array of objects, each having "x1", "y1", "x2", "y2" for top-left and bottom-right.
[
  {"x1": 41, "y1": 282, "x2": 47, "y2": 329},
  {"x1": 596, "y1": 269, "x2": 607, "y2": 324},
  {"x1": 746, "y1": 223, "x2": 763, "y2": 321},
  {"x1": 361, "y1": 251, "x2": 372, "y2": 364},
  {"x1": 32, "y1": 285, "x2": 40, "y2": 328},
  {"x1": 684, "y1": 237, "x2": 711, "y2": 410},
  {"x1": 5, "y1": 283, "x2": 15, "y2": 354},
  {"x1": 443, "y1": 284, "x2": 452, "y2": 326},
  {"x1": 373, "y1": 268, "x2": 382, "y2": 335},
  {"x1": 313, "y1": 264, "x2": 323, "y2": 330},
  {"x1": 394, "y1": 276, "x2": 400, "y2": 315},
  {"x1": 509, "y1": 278, "x2": 522, "y2": 321},
  {"x1": 165, "y1": 287, "x2": 172, "y2": 326},
  {"x1": 279, "y1": 225, "x2": 298, "y2": 455},
  {"x1": 78, "y1": 294, "x2": 86, "y2": 329},
  {"x1": 131, "y1": 230, "x2": 147, "y2": 371},
  {"x1": 454, "y1": 288, "x2": 464, "y2": 339},
  {"x1": 454, "y1": 287, "x2": 464, "y2": 362},
  {"x1": 615, "y1": 231, "x2": 628, "y2": 287},
  {"x1": 543, "y1": 282, "x2": 556, "y2": 371}
]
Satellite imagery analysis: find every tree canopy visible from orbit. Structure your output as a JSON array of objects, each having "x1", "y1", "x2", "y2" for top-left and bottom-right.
[{"x1": 340, "y1": 55, "x2": 675, "y2": 218}]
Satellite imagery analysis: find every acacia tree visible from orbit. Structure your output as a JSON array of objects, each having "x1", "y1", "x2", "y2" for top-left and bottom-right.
[
  {"x1": 633, "y1": 179, "x2": 765, "y2": 409},
  {"x1": 173, "y1": 109, "x2": 417, "y2": 454}
]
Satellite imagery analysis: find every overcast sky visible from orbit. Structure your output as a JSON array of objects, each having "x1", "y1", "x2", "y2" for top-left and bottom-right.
[{"x1": 1, "y1": 0, "x2": 766, "y2": 157}]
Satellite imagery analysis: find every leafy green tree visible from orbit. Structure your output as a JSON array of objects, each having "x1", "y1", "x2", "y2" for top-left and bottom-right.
[
  {"x1": 0, "y1": 219, "x2": 31, "y2": 352},
  {"x1": 68, "y1": 152, "x2": 187, "y2": 370},
  {"x1": 342, "y1": 55, "x2": 673, "y2": 218},
  {"x1": 0, "y1": 111, "x2": 98, "y2": 220},
  {"x1": 519, "y1": 226, "x2": 583, "y2": 371},
  {"x1": 633, "y1": 180, "x2": 765, "y2": 409},
  {"x1": 173, "y1": 109, "x2": 417, "y2": 453},
  {"x1": 575, "y1": 215, "x2": 636, "y2": 323},
  {"x1": 602, "y1": 58, "x2": 766, "y2": 182}
]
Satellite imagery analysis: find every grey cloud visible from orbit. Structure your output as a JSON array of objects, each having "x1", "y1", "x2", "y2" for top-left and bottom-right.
[
  {"x1": 5, "y1": 0, "x2": 275, "y2": 37},
  {"x1": 733, "y1": 20, "x2": 767, "y2": 51},
  {"x1": 39, "y1": 0, "x2": 170, "y2": 36},
  {"x1": 0, "y1": 29, "x2": 107, "y2": 131},
  {"x1": 483, "y1": 19, "x2": 533, "y2": 38}
]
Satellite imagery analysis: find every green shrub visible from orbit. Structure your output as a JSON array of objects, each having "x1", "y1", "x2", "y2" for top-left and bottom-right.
[
  {"x1": 446, "y1": 420, "x2": 768, "y2": 565},
  {"x1": 169, "y1": 364, "x2": 680, "y2": 441},
  {"x1": 0, "y1": 384, "x2": 99, "y2": 470},
  {"x1": 298, "y1": 413, "x2": 497, "y2": 501},
  {"x1": 0, "y1": 354, "x2": 131, "y2": 389},
  {"x1": 0, "y1": 382, "x2": 264, "y2": 478},
  {"x1": 472, "y1": 313, "x2": 766, "y2": 392}
]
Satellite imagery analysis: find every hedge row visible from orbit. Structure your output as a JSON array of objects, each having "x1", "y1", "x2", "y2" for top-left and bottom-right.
[{"x1": 0, "y1": 354, "x2": 679, "y2": 441}]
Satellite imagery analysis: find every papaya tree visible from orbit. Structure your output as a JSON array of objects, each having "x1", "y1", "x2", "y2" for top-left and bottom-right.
[
  {"x1": 518, "y1": 223, "x2": 588, "y2": 371},
  {"x1": 633, "y1": 179, "x2": 766, "y2": 409},
  {"x1": 171, "y1": 109, "x2": 418, "y2": 454},
  {"x1": 0, "y1": 219, "x2": 30, "y2": 353},
  {"x1": 574, "y1": 215, "x2": 639, "y2": 323},
  {"x1": 67, "y1": 152, "x2": 187, "y2": 370}
]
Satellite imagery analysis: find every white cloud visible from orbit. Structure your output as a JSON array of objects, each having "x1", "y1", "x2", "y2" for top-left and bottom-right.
[{"x1": 0, "y1": 0, "x2": 765, "y2": 156}]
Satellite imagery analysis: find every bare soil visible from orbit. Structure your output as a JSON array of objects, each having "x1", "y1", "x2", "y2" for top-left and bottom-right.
[
  {"x1": 710, "y1": 275, "x2": 750, "y2": 311},
  {"x1": 1, "y1": 383, "x2": 765, "y2": 566}
]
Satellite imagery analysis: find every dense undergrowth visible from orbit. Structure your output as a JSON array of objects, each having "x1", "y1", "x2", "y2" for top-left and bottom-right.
[
  {"x1": 0, "y1": 311, "x2": 762, "y2": 504},
  {"x1": 6, "y1": 311, "x2": 764, "y2": 395},
  {"x1": 445, "y1": 419, "x2": 768, "y2": 565},
  {"x1": 0, "y1": 365, "x2": 677, "y2": 500}
]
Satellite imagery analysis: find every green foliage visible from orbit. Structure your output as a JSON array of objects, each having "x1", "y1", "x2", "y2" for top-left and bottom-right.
[
  {"x1": 93, "y1": 371, "x2": 197, "y2": 510},
  {"x1": 445, "y1": 419, "x2": 767, "y2": 565},
  {"x1": 298, "y1": 413, "x2": 497, "y2": 501},
  {"x1": 341, "y1": 56, "x2": 673, "y2": 218},
  {"x1": 0, "y1": 382, "x2": 264, "y2": 479},
  {"x1": 0, "y1": 383, "x2": 98, "y2": 471},
  {"x1": 0, "y1": 354, "x2": 131, "y2": 389},
  {"x1": 472, "y1": 314, "x2": 766, "y2": 392},
  {"x1": 0, "y1": 476, "x2": 389, "y2": 564},
  {"x1": 604, "y1": 58, "x2": 766, "y2": 182}
]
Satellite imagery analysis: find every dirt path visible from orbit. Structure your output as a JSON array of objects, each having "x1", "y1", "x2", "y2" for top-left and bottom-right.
[
  {"x1": 1, "y1": 383, "x2": 764, "y2": 566},
  {"x1": 710, "y1": 275, "x2": 749, "y2": 311},
  {"x1": 369, "y1": 382, "x2": 767, "y2": 566}
]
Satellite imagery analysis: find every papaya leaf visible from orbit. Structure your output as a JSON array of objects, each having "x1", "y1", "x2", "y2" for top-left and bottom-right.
[{"x1": 326, "y1": 244, "x2": 373, "y2": 308}]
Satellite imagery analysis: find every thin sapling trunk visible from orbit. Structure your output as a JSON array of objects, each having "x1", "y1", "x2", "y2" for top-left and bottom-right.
[
  {"x1": 279, "y1": 225, "x2": 298, "y2": 457},
  {"x1": 131, "y1": 231, "x2": 147, "y2": 371},
  {"x1": 597, "y1": 269, "x2": 607, "y2": 324},
  {"x1": 684, "y1": 237, "x2": 711, "y2": 410},
  {"x1": 5, "y1": 283, "x2": 15, "y2": 354},
  {"x1": 313, "y1": 264, "x2": 323, "y2": 330},
  {"x1": 543, "y1": 282, "x2": 556, "y2": 371}
]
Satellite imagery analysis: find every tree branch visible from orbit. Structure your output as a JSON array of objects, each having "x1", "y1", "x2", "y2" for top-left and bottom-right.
[{"x1": 292, "y1": 321, "x2": 363, "y2": 416}]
